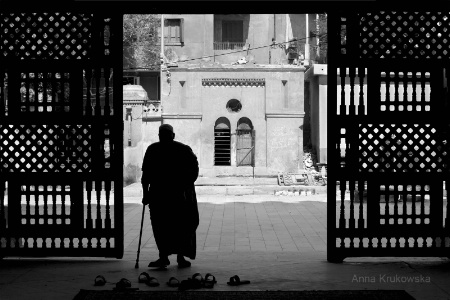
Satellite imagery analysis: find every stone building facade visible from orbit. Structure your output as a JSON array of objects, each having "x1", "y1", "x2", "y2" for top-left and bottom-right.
[
  {"x1": 123, "y1": 14, "x2": 317, "y2": 180},
  {"x1": 162, "y1": 65, "x2": 305, "y2": 176}
]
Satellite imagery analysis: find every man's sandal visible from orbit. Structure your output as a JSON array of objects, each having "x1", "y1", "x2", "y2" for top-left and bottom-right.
[
  {"x1": 178, "y1": 279, "x2": 193, "y2": 291},
  {"x1": 138, "y1": 272, "x2": 160, "y2": 287},
  {"x1": 178, "y1": 273, "x2": 203, "y2": 291},
  {"x1": 113, "y1": 278, "x2": 139, "y2": 290},
  {"x1": 94, "y1": 275, "x2": 106, "y2": 286},
  {"x1": 191, "y1": 273, "x2": 203, "y2": 289},
  {"x1": 203, "y1": 273, "x2": 217, "y2": 288},
  {"x1": 166, "y1": 277, "x2": 180, "y2": 287},
  {"x1": 177, "y1": 260, "x2": 191, "y2": 268},
  {"x1": 227, "y1": 275, "x2": 250, "y2": 286}
]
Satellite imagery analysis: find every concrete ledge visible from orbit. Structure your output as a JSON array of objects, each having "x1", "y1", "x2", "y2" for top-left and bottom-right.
[
  {"x1": 226, "y1": 186, "x2": 254, "y2": 195},
  {"x1": 265, "y1": 112, "x2": 305, "y2": 118},
  {"x1": 195, "y1": 185, "x2": 327, "y2": 196},
  {"x1": 162, "y1": 113, "x2": 202, "y2": 119},
  {"x1": 195, "y1": 186, "x2": 228, "y2": 195}
]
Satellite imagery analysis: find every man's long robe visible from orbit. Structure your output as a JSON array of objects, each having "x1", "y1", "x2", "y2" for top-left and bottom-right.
[{"x1": 141, "y1": 140, "x2": 199, "y2": 259}]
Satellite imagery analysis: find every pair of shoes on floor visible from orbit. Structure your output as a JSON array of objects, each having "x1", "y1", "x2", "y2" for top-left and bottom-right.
[
  {"x1": 148, "y1": 258, "x2": 170, "y2": 268},
  {"x1": 138, "y1": 272, "x2": 160, "y2": 287},
  {"x1": 177, "y1": 273, "x2": 217, "y2": 291},
  {"x1": 94, "y1": 275, "x2": 139, "y2": 291}
]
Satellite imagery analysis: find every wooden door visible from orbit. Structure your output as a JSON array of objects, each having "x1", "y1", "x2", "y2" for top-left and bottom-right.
[{"x1": 236, "y1": 129, "x2": 254, "y2": 166}]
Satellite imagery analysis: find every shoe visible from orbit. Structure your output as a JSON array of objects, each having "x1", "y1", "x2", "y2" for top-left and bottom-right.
[
  {"x1": 148, "y1": 258, "x2": 170, "y2": 268},
  {"x1": 94, "y1": 275, "x2": 106, "y2": 286},
  {"x1": 227, "y1": 275, "x2": 250, "y2": 286},
  {"x1": 167, "y1": 277, "x2": 180, "y2": 287},
  {"x1": 203, "y1": 273, "x2": 217, "y2": 288},
  {"x1": 178, "y1": 275, "x2": 202, "y2": 291},
  {"x1": 191, "y1": 273, "x2": 203, "y2": 288},
  {"x1": 177, "y1": 259, "x2": 191, "y2": 268},
  {"x1": 113, "y1": 278, "x2": 139, "y2": 291}
]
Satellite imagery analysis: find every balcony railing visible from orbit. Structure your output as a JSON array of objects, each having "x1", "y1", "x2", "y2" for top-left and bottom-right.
[{"x1": 214, "y1": 42, "x2": 245, "y2": 51}]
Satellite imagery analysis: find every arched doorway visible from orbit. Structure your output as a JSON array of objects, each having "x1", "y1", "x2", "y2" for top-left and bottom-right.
[
  {"x1": 214, "y1": 117, "x2": 231, "y2": 166},
  {"x1": 236, "y1": 117, "x2": 254, "y2": 166}
]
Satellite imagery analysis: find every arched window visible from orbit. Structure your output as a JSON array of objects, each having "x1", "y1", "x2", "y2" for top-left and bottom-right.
[
  {"x1": 214, "y1": 117, "x2": 231, "y2": 166},
  {"x1": 237, "y1": 117, "x2": 253, "y2": 130},
  {"x1": 236, "y1": 117, "x2": 254, "y2": 166}
]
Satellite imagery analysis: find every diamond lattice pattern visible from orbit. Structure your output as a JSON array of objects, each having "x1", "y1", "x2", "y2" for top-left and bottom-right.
[
  {"x1": 360, "y1": 12, "x2": 450, "y2": 59},
  {"x1": 359, "y1": 124, "x2": 449, "y2": 172},
  {"x1": 1, "y1": 124, "x2": 91, "y2": 172},
  {"x1": 1, "y1": 13, "x2": 92, "y2": 59}
]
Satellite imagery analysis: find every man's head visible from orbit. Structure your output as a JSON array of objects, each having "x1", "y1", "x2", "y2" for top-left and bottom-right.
[{"x1": 159, "y1": 124, "x2": 175, "y2": 143}]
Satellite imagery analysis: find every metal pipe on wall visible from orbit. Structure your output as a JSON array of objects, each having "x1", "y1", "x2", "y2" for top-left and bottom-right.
[
  {"x1": 305, "y1": 14, "x2": 310, "y2": 66},
  {"x1": 160, "y1": 14, "x2": 164, "y2": 114},
  {"x1": 161, "y1": 14, "x2": 164, "y2": 57}
]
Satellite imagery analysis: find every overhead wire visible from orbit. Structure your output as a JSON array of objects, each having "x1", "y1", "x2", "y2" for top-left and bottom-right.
[{"x1": 123, "y1": 34, "x2": 326, "y2": 71}]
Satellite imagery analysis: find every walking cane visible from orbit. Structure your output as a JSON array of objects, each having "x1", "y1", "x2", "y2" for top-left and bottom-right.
[{"x1": 135, "y1": 203, "x2": 146, "y2": 269}]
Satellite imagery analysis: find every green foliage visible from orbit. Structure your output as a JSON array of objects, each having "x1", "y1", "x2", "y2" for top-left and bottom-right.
[
  {"x1": 311, "y1": 13, "x2": 348, "y2": 63},
  {"x1": 123, "y1": 14, "x2": 161, "y2": 70},
  {"x1": 311, "y1": 13, "x2": 328, "y2": 64}
]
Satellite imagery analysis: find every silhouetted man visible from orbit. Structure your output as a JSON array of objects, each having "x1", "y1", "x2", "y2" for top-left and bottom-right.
[{"x1": 141, "y1": 124, "x2": 199, "y2": 268}]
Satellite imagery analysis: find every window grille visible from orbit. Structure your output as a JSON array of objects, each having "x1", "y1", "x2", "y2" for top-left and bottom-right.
[{"x1": 214, "y1": 118, "x2": 231, "y2": 166}]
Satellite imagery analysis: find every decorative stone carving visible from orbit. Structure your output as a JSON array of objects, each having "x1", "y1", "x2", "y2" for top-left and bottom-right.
[
  {"x1": 143, "y1": 101, "x2": 161, "y2": 114},
  {"x1": 202, "y1": 78, "x2": 265, "y2": 87}
]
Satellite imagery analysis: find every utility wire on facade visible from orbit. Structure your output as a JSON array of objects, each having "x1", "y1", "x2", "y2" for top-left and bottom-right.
[{"x1": 123, "y1": 35, "x2": 326, "y2": 71}]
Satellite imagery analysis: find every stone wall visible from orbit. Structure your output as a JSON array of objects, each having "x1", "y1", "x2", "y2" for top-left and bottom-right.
[
  {"x1": 162, "y1": 14, "x2": 316, "y2": 66},
  {"x1": 162, "y1": 65, "x2": 305, "y2": 176},
  {"x1": 123, "y1": 85, "x2": 161, "y2": 185}
]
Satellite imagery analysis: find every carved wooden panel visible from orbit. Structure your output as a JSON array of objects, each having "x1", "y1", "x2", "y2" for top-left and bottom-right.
[
  {"x1": 0, "y1": 12, "x2": 122, "y2": 258},
  {"x1": 359, "y1": 124, "x2": 449, "y2": 172},
  {"x1": 329, "y1": 10, "x2": 450, "y2": 262},
  {"x1": 1, "y1": 124, "x2": 92, "y2": 172},
  {"x1": 1, "y1": 13, "x2": 92, "y2": 59},
  {"x1": 360, "y1": 12, "x2": 450, "y2": 59}
]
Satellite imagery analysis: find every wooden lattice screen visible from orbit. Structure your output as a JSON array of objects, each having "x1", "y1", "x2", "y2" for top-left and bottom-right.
[
  {"x1": 0, "y1": 12, "x2": 123, "y2": 258},
  {"x1": 328, "y1": 11, "x2": 450, "y2": 262}
]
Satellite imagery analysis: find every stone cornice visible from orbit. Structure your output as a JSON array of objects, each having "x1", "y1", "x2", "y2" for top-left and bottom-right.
[
  {"x1": 202, "y1": 78, "x2": 265, "y2": 87},
  {"x1": 265, "y1": 112, "x2": 305, "y2": 118},
  {"x1": 162, "y1": 113, "x2": 202, "y2": 119},
  {"x1": 169, "y1": 67, "x2": 306, "y2": 72},
  {"x1": 123, "y1": 99, "x2": 145, "y2": 106}
]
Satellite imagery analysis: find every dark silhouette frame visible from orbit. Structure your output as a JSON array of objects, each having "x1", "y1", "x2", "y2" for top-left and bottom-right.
[
  {"x1": 0, "y1": 9, "x2": 124, "y2": 258},
  {"x1": 327, "y1": 9, "x2": 450, "y2": 262}
]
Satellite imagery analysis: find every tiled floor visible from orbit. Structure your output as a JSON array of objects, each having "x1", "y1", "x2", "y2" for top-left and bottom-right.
[
  {"x1": 124, "y1": 196, "x2": 328, "y2": 254},
  {"x1": 1, "y1": 195, "x2": 450, "y2": 300}
]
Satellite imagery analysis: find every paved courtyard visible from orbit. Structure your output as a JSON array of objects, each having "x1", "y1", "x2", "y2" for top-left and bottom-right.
[
  {"x1": 1, "y1": 194, "x2": 450, "y2": 300},
  {"x1": 124, "y1": 195, "x2": 327, "y2": 254}
]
